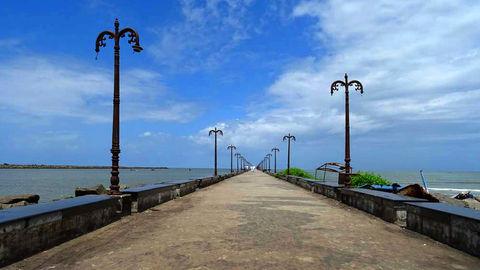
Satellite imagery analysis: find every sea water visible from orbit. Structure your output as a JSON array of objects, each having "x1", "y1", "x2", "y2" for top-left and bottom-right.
[
  {"x1": 1, "y1": 169, "x2": 480, "y2": 202},
  {"x1": 0, "y1": 168, "x2": 230, "y2": 202}
]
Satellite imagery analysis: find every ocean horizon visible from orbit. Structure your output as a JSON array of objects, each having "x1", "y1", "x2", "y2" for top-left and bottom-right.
[{"x1": 1, "y1": 168, "x2": 480, "y2": 202}]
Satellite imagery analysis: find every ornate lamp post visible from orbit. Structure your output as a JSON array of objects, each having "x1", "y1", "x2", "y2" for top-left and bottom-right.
[
  {"x1": 282, "y1": 133, "x2": 296, "y2": 176},
  {"x1": 209, "y1": 127, "x2": 223, "y2": 176},
  {"x1": 266, "y1": 154, "x2": 272, "y2": 172},
  {"x1": 271, "y1": 147, "x2": 279, "y2": 173},
  {"x1": 227, "y1": 145, "x2": 236, "y2": 173},
  {"x1": 95, "y1": 19, "x2": 143, "y2": 194},
  {"x1": 330, "y1": 73, "x2": 363, "y2": 177},
  {"x1": 234, "y1": 153, "x2": 240, "y2": 172}
]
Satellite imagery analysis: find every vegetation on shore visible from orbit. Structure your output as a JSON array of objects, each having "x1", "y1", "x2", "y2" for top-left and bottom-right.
[
  {"x1": 0, "y1": 163, "x2": 168, "y2": 170},
  {"x1": 351, "y1": 171, "x2": 391, "y2": 187},
  {"x1": 277, "y1": 167, "x2": 314, "y2": 179}
]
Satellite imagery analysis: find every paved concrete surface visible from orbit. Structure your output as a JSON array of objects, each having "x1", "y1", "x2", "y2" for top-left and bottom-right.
[{"x1": 6, "y1": 171, "x2": 480, "y2": 270}]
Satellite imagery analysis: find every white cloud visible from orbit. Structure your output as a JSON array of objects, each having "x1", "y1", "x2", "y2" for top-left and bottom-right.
[
  {"x1": 193, "y1": 0, "x2": 480, "y2": 149},
  {"x1": 140, "y1": 131, "x2": 152, "y2": 137},
  {"x1": 149, "y1": 0, "x2": 256, "y2": 71},
  {"x1": 11, "y1": 131, "x2": 81, "y2": 151},
  {"x1": 0, "y1": 55, "x2": 201, "y2": 123},
  {"x1": 188, "y1": 122, "x2": 229, "y2": 145},
  {"x1": 138, "y1": 131, "x2": 169, "y2": 139}
]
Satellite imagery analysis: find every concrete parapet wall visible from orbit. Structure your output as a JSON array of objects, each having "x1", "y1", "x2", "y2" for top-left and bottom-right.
[
  {"x1": 177, "y1": 180, "x2": 200, "y2": 196},
  {"x1": 123, "y1": 184, "x2": 176, "y2": 212},
  {"x1": 340, "y1": 189, "x2": 428, "y2": 225},
  {"x1": 124, "y1": 173, "x2": 241, "y2": 212},
  {"x1": 314, "y1": 183, "x2": 343, "y2": 200},
  {"x1": 406, "y1": 202, "x2": 480, "y2": 257},
  {"x1": 0, "y1": 195, "x2": 118, "y2": 267},
  {"x1": 198, "y1": 177, "x2": 216, "y2": 188},
  {"x1": 273, "y1": 174, "x2": 343, "y2": 200}
]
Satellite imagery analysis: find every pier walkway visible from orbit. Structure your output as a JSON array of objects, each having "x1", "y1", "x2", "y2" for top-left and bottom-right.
[{"x1": 7, "y1": 171, "x2": 480, "y2": 269}]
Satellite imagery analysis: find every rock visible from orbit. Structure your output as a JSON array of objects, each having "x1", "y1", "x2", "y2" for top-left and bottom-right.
[
  {"x1": 0, "y1": 201, "x2": 29, "y2": 210},
  {"x1": 397, "y1": 184, "x2": 439, "y2": 202},
  {"x1": 0, "y1": 194, "x2": 40, "y2": 204},
  {"x1": 75, "y1": 184, "x2": 108, "y2": 197},
  {"x1": 453, "y1": 191, "x2": 474, "y2": 200},
  {"x1": 463, "y1": 198, "x2": 480, "y2": 210},
  {"x1": 432, "y1": 192, "x2": 468, "y2": 208}
]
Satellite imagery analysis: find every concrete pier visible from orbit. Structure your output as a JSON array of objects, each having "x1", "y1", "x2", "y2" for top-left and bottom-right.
[{"x1": 7, "y1": 171, "x2": 480, "y2": 269}]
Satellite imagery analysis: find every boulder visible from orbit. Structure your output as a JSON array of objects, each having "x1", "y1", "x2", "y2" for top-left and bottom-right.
[
  {"x1": 0, "y1": 201, "x2": 29, "y2": 210},
  {"x1": 75, "y1": 184, "x2": 108, "y2": 197},
  {"x1": 397, "y1": 184, "x2": 439, "y2": 202},
  {"x1": 432, "y1": 192, "x2": 480, "y2": 210},
  {"x1": 453, "y1": 191, "x2": 474, "y2": 200},
  {"x1": 0, "y1": 194, "x2": 40, "y2": 204}
]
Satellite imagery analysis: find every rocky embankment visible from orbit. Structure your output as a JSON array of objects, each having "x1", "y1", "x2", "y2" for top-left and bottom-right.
[
  {"x1": 0, "y1": 194, "x2": 40, "y2": 209},
  {"x1": 433, "y1": 192, "x2": 480, "y2": 210}
]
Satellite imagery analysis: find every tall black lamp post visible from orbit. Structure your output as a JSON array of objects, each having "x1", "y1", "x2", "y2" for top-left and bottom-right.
[
  {"x1": 95, "y1": 19, "x2": 143, "y2": 194},
  {"x1": 266, "y1": 153, "x2": 272, "y2": 172},
  {"x1": 227, "y1": 145, "x2": 236, "y2": 173},
  {"x1": 234, "y1": 153, "x2": 240, "y2": 172},
  {"x1": 330, "y1": 73, "x2": 363, "y2": 176},
  {"x1": 271, "y1": 147, "x2": 279, "y2": 173},
  {"x1": 282, "y1": 133, "x2": 296, "y2": 176},
  {"x1": 209, "y1": 127, "x2": 223, "y2": 176}
]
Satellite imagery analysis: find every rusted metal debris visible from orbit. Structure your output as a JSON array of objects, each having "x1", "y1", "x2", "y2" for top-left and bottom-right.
[
  {"x1": 315, "y1": 162, "x2": 346, "y2": 180},
  {"x1": 397, "y1": 184, "x2": 439, "y2": 202}
]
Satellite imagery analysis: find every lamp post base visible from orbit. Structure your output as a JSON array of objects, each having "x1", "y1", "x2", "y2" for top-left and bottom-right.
[
  {"x1": 338, "y1": 172, "x2": 356, "y2": 187},
  {"x1": 108, "y1": 186, "x2": 122, "y2": 195}
]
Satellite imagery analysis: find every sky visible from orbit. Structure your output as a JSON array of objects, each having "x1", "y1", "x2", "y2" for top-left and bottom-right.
[{"x1": 0, "y1": 0, "x2": 479, "y2": 171}]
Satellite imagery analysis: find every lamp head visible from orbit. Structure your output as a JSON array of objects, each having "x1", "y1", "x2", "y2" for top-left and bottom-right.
[{"x1": 132, "y1": 44, "x2": 143, "y2": 53}]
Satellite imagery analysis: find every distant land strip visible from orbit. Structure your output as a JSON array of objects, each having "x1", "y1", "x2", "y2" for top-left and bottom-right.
[{"x1": 0, "y1": 164, "x2": 168, "y2": 170}]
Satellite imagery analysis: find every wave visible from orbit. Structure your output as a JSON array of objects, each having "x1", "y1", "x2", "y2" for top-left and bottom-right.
[{"x1": 429, "y1": 188, "x2": 480, "y2": 193}]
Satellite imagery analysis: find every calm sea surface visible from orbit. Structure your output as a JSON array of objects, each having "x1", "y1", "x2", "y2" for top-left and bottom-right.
[
  {"x1": 310, "y1": 170, "x2": 480, "y2": 196},
  {"x1": 0, "y1": 168, "x2": 230, "y2": 202},
  {"x1": 1, "y1": 169, "x2": 480, "y2": 202}
]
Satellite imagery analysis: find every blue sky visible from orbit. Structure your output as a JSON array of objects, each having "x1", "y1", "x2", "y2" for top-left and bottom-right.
[{"x1": 0, "y1": 0, "x2": 479, "y2": 171}]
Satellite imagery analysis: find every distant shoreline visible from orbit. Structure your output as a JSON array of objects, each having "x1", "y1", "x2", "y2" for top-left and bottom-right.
[{"x1": 0, "y1": 164, "x2": 168, "y2": 170}]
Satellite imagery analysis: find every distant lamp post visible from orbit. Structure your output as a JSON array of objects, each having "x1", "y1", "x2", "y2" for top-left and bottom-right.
[
  {"x1": 234, "y1": 153, "x2": 240, "y2": 172},
  {"x1": 95, "y1": 18, "x2": 143, "y2": 194},
  {"x1": 227, "y1": 145, "x2": 236, "y2": 173},
  {"x1": 330, "y1": 73, "x2": 363, "y2": 176},
  {"x1": 209, "y1": 127, "x2": 223, "y2": 176},
  {"x1": 266, "y1": 154, "x2": 272, "y2": 172},
  {"x1": 271, "y1": 147, "x2": 279, "y2": 173},
  {"x1": 282, "y1": 133, "x2": 296, "y2": 176}
]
